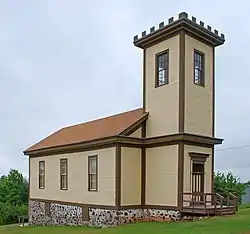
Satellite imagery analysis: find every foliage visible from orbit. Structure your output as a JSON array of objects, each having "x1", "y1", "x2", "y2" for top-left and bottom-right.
[
  {"x1": 0, "y1": 169, "x2": 28, "y2": 225},
  {"x1": 213, "y1": 171, "x2": 250, "y2": 204}
]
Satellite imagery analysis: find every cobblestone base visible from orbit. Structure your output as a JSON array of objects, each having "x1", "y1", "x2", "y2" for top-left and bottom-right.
[{"x1": 29, "y1": 200, "x2": 206, "y2": 227}]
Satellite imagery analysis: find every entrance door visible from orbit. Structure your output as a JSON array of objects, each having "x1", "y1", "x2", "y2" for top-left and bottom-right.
[{"x1": 191, "y1": 162, "x2": 205, "y2": 202}]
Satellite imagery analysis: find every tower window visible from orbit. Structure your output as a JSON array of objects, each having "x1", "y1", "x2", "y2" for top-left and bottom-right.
[
  {"x1": 194, "y1": 50, "x2": 205, "y2": 86},
  {"x1": 155, "y1": 50, "x2": 169, "y2": 87}
]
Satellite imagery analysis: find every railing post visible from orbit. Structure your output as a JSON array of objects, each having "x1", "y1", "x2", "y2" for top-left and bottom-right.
[
  {"x1": 192, "y1": 194, "x2": 194, "y2": 213},
  {"x1": 204, "y1": 194, "x2": 207, "y2": 214},
  {"x1": 236, "y1": 196, "x2": 238, "y2": 212}
]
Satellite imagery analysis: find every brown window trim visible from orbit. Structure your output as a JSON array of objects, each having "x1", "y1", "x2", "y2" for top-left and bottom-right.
[
  {"x1": 60, "y1": 158, "x2": 68, "y2": 191},
  {"x1": 193, "y1": 49, "x2": 205, "y2": 87},
  {"x1": 189, "y1": 152, "x2": 209, "y2": 163},
  {"x1": 88, "y1": 155, "x2": 98, "y2": 192},
  {"x1": 38, "y1": 161, "x2": 45, "y2": 189},
  {"x1": 155, "y1": 49, "x2": 169, "y2": 88}
]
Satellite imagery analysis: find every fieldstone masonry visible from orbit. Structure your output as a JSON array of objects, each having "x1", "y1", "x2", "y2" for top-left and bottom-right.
[
  {"x1": 29, "y1": 200, "x2": 203, "y2": 227},
  {"x1": 29, "y1": 200, "x2": 83, "y2": 226}
]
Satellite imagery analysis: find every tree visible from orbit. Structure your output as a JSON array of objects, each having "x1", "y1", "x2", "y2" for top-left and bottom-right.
[
  {"x1": 0, "y1": 169, "x2": 28, "y2": 225},
  {"x1": 214, "y1": 171, "x2": 250, "y2": 204}
]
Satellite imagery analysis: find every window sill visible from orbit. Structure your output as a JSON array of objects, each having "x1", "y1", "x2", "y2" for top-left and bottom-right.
[
  {"x1": 194, "y1": 82, "x2": 205, "y2": 88},
  {"x1": 155, "y1": 82, "x2": 169, "y2": 88},
  {"x1": 60, "y1": 188, "x2": 68, "y2": 191},
  {"x1": 88, "y1": 189, "x2": 98, "y2": 192}
]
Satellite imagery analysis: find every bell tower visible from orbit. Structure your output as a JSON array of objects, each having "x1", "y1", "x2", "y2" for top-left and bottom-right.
[
  {"x1": 134, "y1": 12, "x2": 225, "y2": 138},
  {"x1": 134, "y1": 12, "x2": 225, "y2": 207}
]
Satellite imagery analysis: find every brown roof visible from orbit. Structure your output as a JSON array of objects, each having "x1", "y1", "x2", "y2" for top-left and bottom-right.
[{"x1": 25, "y1": 108, "x2": 146, "y2": 153}]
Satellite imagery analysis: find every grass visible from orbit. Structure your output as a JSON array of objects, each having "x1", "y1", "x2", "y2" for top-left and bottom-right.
[
  {"x1": 1, "y1": 207, "x2": 250, "y2": 234},
  {"x1": 239, "y1": 203, "x2": 250, "y2": 210}
]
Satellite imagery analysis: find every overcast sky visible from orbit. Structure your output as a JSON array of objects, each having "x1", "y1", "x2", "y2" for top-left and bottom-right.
[{"x1": 0, "y1": 0, "x2": 249, "y2": 181}]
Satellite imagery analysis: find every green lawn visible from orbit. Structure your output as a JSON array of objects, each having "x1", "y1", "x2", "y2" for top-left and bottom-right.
[{"x1": 1, "y1": 208, "x2": 250, "y2": 234}]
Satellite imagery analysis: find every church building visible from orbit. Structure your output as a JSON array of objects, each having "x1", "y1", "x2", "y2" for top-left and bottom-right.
[{"x1": 24, "y1": 12, "x2": 236, "y2": 227}]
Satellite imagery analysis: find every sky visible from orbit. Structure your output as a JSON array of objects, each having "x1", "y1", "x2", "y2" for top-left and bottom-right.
[{"x1": 0, "y1": 0, "x2": 249, "y2": 182}]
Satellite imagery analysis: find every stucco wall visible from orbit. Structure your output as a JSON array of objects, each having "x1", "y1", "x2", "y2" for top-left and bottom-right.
[
  {"x1": 30, "y1": 147, "x2": 116, "y2": 206},
  {"x1": 145, "y1": 34, "x2": 179, "y2": 137},
  {"x1": 129, "y1": 127, "x2": 142, "y2": 138},
  {"x1": 184, "y1": 34, "x2": 213, "y2": 136},
  {"x1": 146, "y1": 145, "x2": 178, "y2": 206},
  {"x1": 183, "y1": 145, "x2": 212, "y2": 194},
  {"x1": 121, "y1": 147, "x2": 141, "y2": 206}
]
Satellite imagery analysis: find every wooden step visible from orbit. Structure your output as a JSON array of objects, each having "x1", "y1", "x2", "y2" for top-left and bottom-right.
[{"x1": 215, "y1": 208, "x2": 235, "y2": 216}]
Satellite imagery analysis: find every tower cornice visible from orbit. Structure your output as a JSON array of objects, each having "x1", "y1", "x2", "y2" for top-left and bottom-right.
[{"x1": 133, "y1": 12, "x2": 225, "y2": 49}]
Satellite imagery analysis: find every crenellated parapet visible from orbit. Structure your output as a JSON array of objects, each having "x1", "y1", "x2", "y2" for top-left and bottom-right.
[{"x1": 133, "y1": 12, "x2": 225, "y2": 48}]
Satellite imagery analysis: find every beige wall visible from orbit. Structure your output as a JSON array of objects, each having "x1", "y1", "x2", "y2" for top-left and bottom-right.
[
  {"x1": 30, "y1": 147, "x2": 116, "y2": 206},
  {"x1": 184, "y1": 34, "x2": 213, "y2": 136},
  {"x1": 145, "y1": 35, "x2": 180, "y2": 137},
  {"x1": 183, "y1": 145, "x2": 212, "y2": 194},
  {"x1": 146, "y1": 145, "x2": 178, "y2": 206},
  {"x1": 121, "y1": 147, "x2": 141, "y2": 206},
  {"x1": 129, "y1": 127, "x2": 142, "y2": 138}
]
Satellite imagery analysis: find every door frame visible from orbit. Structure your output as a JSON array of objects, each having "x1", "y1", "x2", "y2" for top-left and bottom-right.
[{"x1": 189, "y1": 152, "x2": 210, "y2": 203}]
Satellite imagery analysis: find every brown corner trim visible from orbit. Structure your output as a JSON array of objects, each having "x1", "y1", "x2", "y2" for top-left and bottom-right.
[
  {"x1": 211, "y1": 146, "x2": 215, "y2": 193},
  {"x1": 143, "y1": 49, "x2": 146, "y2": 112},
  {"x1": 28, "y1": 157, "x2": 31, "y2": 200},
  {"x1": 211, "y1": 47, "x2": 215, "y2": 193},
  {"x1": 179, "y1": 30, "x2": 185, "y2": 133},
  {"x1": 115, "y1": 144, "x2": 121, "y2": 209},
  {"x1": 119, "y1": 113, "x2": 149, "y2": 136},
  {"x1": 177, "y1": 142, "x2": 184, "y2": 209},
  {"x1": 141, "y1": 122, "x2": 146, "y2": 207}
]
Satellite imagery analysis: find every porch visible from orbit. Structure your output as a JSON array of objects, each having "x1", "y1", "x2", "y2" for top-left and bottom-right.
[{"x1": 182, "y1": 192, "x2": 238, "y2": 216}]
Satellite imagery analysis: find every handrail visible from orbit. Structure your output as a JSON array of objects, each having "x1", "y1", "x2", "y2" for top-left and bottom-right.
[
  {"x1": 229, "y1": 192, "x2": 237, "y2": 198},
  {"x1": 182, "y1": 191, "x2": 238, "y2": 215},
  {"x1": 215, "y1": 193, "x2": 224, "y2": 199},
  {"x1": 228, "y1": 192, "x2": 238, "y2": 212}
]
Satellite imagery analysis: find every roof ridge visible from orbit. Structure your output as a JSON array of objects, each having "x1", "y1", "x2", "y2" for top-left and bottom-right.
[{"x1": 62, "y1": 107, "x2": 143, "y2": 130}]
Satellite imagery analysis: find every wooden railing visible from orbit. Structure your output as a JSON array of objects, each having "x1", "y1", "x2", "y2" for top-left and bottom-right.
[
  {"x1": 228, "y1": 192, "x2": 238, "y2": 212},
  {"x1": 182, "y1": 192, "x2": 238, "y2": 215}
]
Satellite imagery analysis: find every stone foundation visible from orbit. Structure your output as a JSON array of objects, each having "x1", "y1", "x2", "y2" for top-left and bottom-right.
[
  {"x1": 29, "y1": 200, "x2": 203, "y2": 227},
  {"x1": 29, "y1": 200, "x2": 83, "y2": 226}
]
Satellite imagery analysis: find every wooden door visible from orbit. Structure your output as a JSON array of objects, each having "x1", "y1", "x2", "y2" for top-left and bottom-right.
[{"x1": 192, "y1": 162, "x2": 205, "y2": 202}]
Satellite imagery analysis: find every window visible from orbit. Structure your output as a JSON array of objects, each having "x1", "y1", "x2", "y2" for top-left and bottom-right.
[
  {"x1": 156, "y1": 50, "x2": 169, "y2": 87},
  {"x1": 60, "y1": 159, "x2": 68, "y2": 190},
  {"x1": 194, "y1": 50, "x2": 205, "y2": 86},
  {"x1": 88, "y1": 156, "x2": 97, "y2": 191},
  {"x1": 39, "y1": 161, "x2": 45, "y2": 189}
]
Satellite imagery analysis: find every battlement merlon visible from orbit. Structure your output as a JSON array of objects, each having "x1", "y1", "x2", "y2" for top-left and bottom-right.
[{"x1": 133, "y1": 12, "x2": 225, "y2": 49}]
